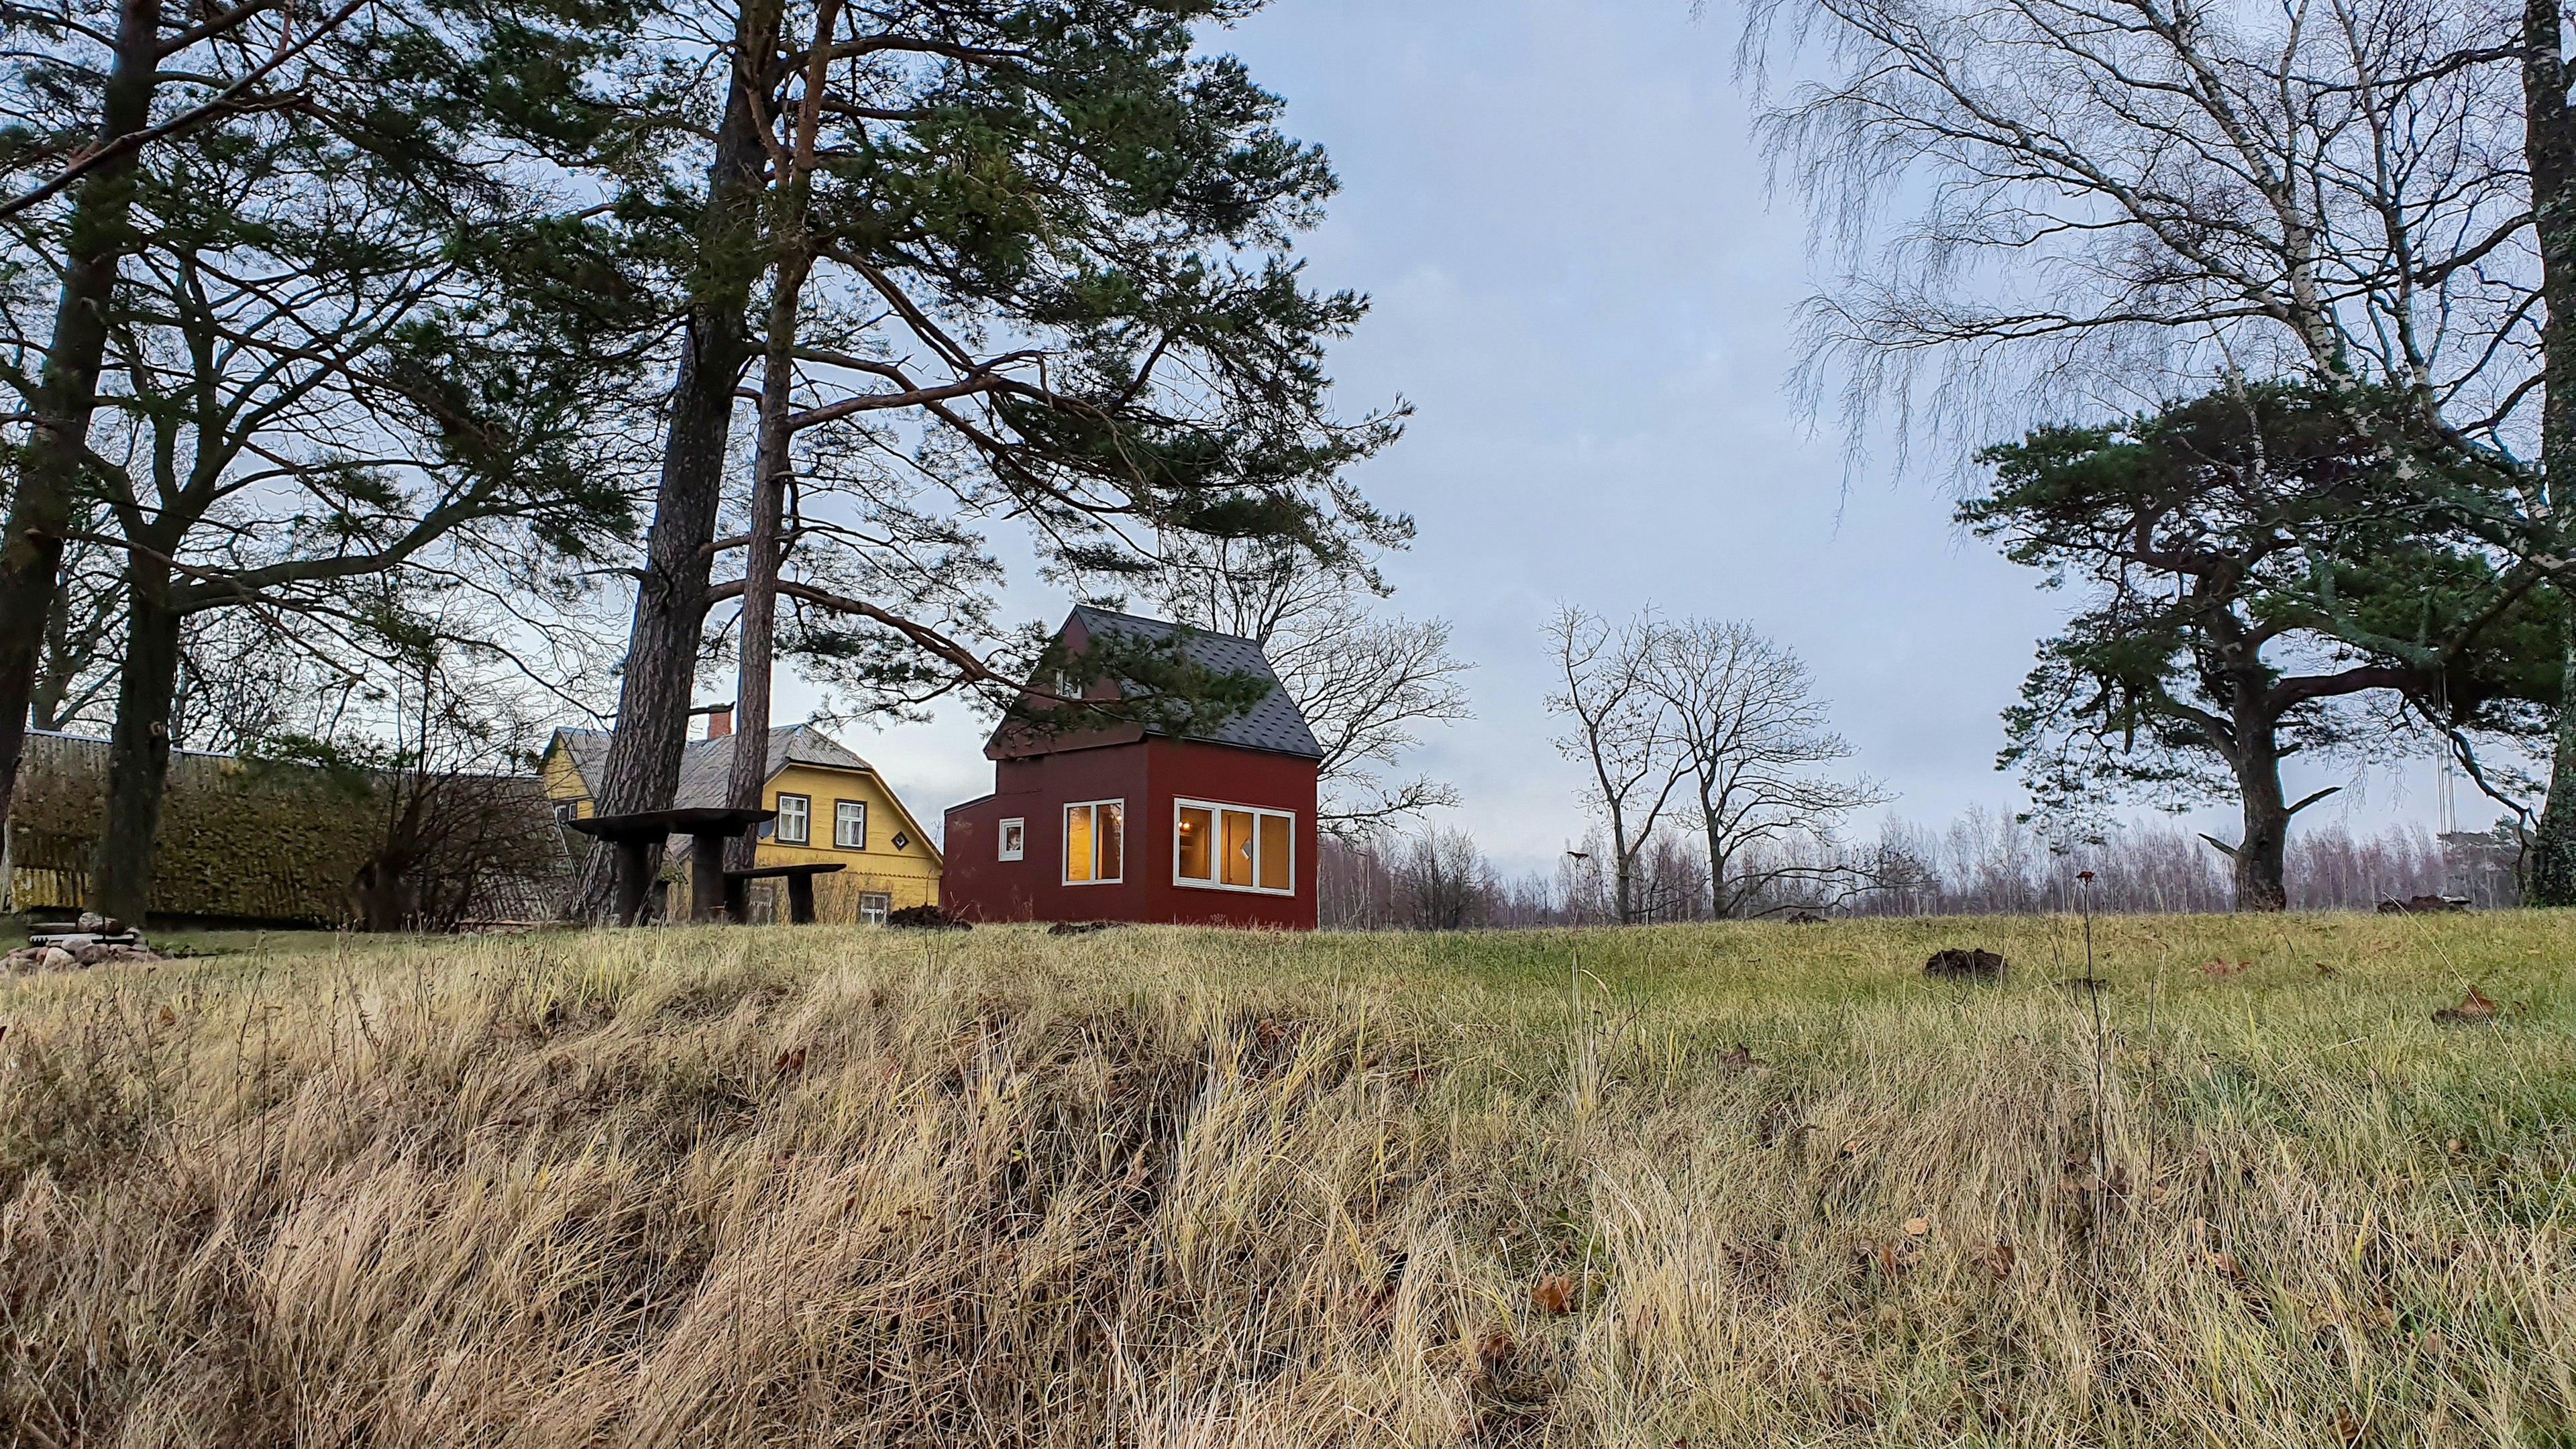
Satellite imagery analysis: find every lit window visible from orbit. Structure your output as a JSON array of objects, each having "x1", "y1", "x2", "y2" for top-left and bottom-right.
[
  {"x1": 999, "y1": 818, "x2": 1025, "y2": 861},
  {"x1": 1175, "y1": 805, "x2": 1212, "y2": 880},
  {"x1": 835, "y1": 800, "x2": 866, "y2": 849},
  {"x1": 775, "y1": 794, "x2": 810, "y2": 845},
  {"x1": 857, "y1": 892, "x2": 890, "y2": 925},
  {"x1": 1172, "y1": 798, "x2": 1295, "y2": 896},
  {"x1": 1222, "y1": 809, "x2": 1254, "y2": 886},
  {"x1": 1064, "y1": 800, "x2": 1124, "y2": 884}
]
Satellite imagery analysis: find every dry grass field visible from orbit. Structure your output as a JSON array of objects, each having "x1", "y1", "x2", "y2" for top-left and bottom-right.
[{"x1": 2, "y1": 913, "x2": 2571, "y2": 1447}]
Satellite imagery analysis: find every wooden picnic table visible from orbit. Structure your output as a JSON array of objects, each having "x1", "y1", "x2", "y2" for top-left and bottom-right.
[
  {"x1": 566, "y1": 806, "x2": 775, "y2": 924},
  {"x1": 722, "y1": 861, "x2": 847, "y2": 924}
]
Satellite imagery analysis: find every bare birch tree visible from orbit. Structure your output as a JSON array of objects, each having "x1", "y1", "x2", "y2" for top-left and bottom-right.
[
  {"x1": 1644, "y1": 617, "x2": 1892, "y2": 917},
  {"x1": 1733, "y1": 0, "x2": 2576, "y2": 881},
  {"x1": 1545, "y1": 605, "x2": 1689, "y2": 924}
]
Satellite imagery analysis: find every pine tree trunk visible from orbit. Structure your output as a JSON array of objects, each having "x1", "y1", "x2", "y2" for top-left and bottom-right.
[
  {"x1": 0, "y1": 0, "x2": 158, "y2": 830},
  {"x1": 91, "y1": 555, "x2": 180, "y2": 924},
  {"x1": 2532, "y1": 601, "x2": 2576, "y2": 901},
  {"x1": 2231, "y1": 769, "x2": 2293, "y2": 912},
  {"x1": 724, "y1": 252, "x2": 810, "y2": 875},
  {"x1": 2524, "y1": 1, "x2": 2576, "y2": 905},
  {"x1": 2224, "y1": 678, "x2": 2293, "y2": 912},
  {"x1": 571, "y1": 0, "x2": 782, "y2": 920}
]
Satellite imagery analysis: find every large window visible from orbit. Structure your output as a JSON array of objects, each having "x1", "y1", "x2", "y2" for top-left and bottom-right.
[
  {"x1": 775, "y1": 793, "x2": 811, "y2": 845},
  {"x1": 1064, "y1": 800, "x2": 1124, "y2": 884},
  {"x1": 834, "y1": 800, "x2": 867, "y2": 849},
  {"x1": 1173, "y1": 799, "x2": 1294, "y2": 895}
]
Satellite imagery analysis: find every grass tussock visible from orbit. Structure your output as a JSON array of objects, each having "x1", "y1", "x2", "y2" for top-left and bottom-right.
[{"x1": 2, "y1": 913, "x2": 2572, "y2": 1446}]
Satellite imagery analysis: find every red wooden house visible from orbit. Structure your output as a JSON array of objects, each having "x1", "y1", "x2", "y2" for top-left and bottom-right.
[{"x1": 942, "y1": 607, "x2": 1320, "y2": 929}]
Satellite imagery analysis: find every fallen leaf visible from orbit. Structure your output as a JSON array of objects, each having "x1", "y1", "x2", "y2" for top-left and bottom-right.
[
  {"x1": 1838, "y1": 1138, "x2": 1862, "y2": 1159},
  {"x1": 1986, "y1": 1242, "x2": 2016, "y2": 1280},
  {"x1": 2207, "y1": 1250, "x2": 2248, "y2": 1285},
  {"x1": 156, "y1": 1005, "x2": 176, "y2": 1026},
  {"x1": 1715, "y1": 1044, "x2": 1757, "y2": 1071},
  {"x1": 774, "y1": 1046, "x2": 808, "y2": 1076},
  {"x1": 1531, "y1": 1274, "x2": 1575, "y2": 1316},
  {"x1": 1902, "y1": 1216, "x2": 1930, "y2": 1238},
  {"x1": 1475, "y1": 1327, "x2": 1515, "y2": 1369},
  {"x1": 2314, "y1": 963, "x2": 2341, "y2": 979},
  {"x1": 2432, "y1": 988, "x2": 2499, "y2": 1026}
]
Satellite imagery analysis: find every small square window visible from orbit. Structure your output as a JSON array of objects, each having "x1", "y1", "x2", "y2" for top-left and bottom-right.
[
  {"x1": 775, "y1": 794, "x2": 810, "y2": 845},
  {"x1": 999, "y1": 818, "x2": 1025, "y2": 861},
  {"x1": 835, "y1": 800, "x2": 866, "y2": 849},
  {"x1": 857, "y1": 892, "x2": 891, "y2": 925}
]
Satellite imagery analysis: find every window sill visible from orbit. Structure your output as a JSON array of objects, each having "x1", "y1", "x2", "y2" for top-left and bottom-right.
[{"x1": 1175, "y1": 877, "x2": 1294, "y2": 897}]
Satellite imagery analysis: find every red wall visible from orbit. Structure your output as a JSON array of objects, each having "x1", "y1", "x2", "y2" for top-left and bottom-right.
[{"x1": 943, "y1": 737, "x2": 1317, "y2": 929}]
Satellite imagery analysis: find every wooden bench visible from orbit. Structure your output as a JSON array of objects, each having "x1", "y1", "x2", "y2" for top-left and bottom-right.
[
  {"x1": 722, "y1": 862, "x2": 847, "y2": 924},
  {"x1": 566, "y1": 806, "x2": 776, "y2": 924}
]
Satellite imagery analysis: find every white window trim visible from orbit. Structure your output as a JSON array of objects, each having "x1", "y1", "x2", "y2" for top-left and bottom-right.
[
  {"x1": 833, "y1": 799, "x2": 867, "y2": 851},
  {"x1": 775, "y1": 792, "x2": 812, "y2": 845},
  {"x1": 1063, "y1": 798, "x2": 1126, "y2": 885},
  {"x1": 1171, "y1": 796, "x2": 1296, "y2": 896},
  {"x1": 857, "y1": 891, "x2": 891, "y2": 925},
  {"x1": 998, "y1": 816, "x2": 1026, "y2": 861}
]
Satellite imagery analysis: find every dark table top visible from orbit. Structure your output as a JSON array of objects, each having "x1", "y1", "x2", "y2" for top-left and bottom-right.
[
  {"x1": 724, "y1": 862, "x2": 849, "y2": 879},
  {"x1": 564, "y1": 806, "x2": 777, "y2": 841}
]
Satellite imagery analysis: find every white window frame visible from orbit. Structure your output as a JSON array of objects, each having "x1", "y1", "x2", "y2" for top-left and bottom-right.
[
  {"x1": 1062, "y1": 798, "x2": 1126, "y2": 885},
  {"x1": 833, "y1": 799, "x2": 867, "y2": 850},
  {"x1": 1171, "y1": 797, "x2": 1296, "y2": 896},
  {"x1": 998, "y1": 817, "x2": 1025, "y2": 861},
  {"x1": 775, "y1": 793, "x2": 811, "y2": 845},
  {"x1": 857, "y1": 892, "x2": 891, "y2": 925}
]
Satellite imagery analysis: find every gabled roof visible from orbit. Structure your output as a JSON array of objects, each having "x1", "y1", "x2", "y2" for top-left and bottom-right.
[
  {"x1": 547, "y1": 721, "x2": 941, "y2": 864},
  {"x1": 1008, "y1": 606, "x2": 1323, "y2": 760},
  {"x1": 549, "y1": 722, "x2": 871, "y2": 810}
]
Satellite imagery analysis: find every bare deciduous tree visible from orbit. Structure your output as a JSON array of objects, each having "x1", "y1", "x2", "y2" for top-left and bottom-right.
[
  {"x1": 1545, "y1": 605, "x2": 1690, "y2": 924},
  {"x1": 1644, "y1": 617, "x2": 1892, "y2": 917},
  {"x1": 1142, "y1": 537, "x2": 1472, "y2": 835},
  {"x1": 1735, "y1": 0, "x2": 2576, "y2": 883}
]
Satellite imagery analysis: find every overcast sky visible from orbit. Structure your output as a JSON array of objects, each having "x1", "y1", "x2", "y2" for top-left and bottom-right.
[{"x1": 773, "y1": 0, "x2": 2472, "y2": 876}]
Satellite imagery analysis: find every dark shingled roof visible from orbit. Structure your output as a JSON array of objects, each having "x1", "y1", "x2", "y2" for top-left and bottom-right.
[
  {"x1": 553, "y1": 722, "x2": 873, "y2": 809},
  {"x1": 1068, "y1": 606, "x2": 1323, "y2": 759}
]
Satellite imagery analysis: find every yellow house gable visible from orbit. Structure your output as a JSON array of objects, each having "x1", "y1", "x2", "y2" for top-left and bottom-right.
[{"x1": 542, "y1": 724, "x2": 942, "y2": 921}]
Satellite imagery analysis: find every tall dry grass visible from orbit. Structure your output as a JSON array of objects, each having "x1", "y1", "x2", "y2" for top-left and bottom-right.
[{"x1": 2, "y1": 914, "x2": 2571, "y2": 1446}]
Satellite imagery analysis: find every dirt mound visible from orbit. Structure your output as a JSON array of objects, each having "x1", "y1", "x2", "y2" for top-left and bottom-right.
[
  {"x1": 886, "y1": 904, "x2": 971, "y2": 931},
  {"x1": 1047, "y1": 920, "x2": 1122, "y2": 936},
  {"x1": 2377, "y1": 894, "x2": 2470, "y2": 914},
  {"x1": 1925, "y1": 948, "x2": 2008, "y2": 980}
]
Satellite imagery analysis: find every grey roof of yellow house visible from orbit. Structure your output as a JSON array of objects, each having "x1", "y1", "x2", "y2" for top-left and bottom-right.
[
  {"x1": 551, "y1": 722, "x2": 874, "y2": 809},
  {"x1": 1063, "y1": 606, "x2": 1324, "y2": 759}
]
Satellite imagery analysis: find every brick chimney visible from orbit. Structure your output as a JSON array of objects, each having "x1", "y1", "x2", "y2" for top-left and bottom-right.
[{"x1": 704, "y1": 704, "x2": 733, "y2": 739}]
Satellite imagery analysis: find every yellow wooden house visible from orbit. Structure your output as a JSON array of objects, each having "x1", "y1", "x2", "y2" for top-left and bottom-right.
[{"x1": 541, "y1": 718, "x2": 942, "y2": 924}]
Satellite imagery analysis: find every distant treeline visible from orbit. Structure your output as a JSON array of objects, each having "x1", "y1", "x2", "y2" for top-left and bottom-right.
[{"x1": 1318, "y1": 810, "x2": 2519, "y2": 930}]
